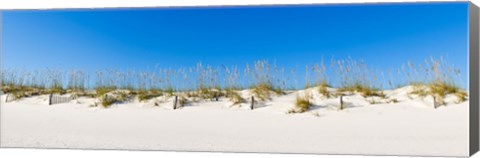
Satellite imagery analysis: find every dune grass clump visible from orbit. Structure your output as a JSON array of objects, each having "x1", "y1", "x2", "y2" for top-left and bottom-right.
[
  {"x1": 137, "y1": 89, "x2": 163, "y2": 102},
  {"x1": 305, "y1": 60, "x2": 331, "y2": 98},
  {"x1": 99, "y1": 91, "x2": 129, "y2": 108},
  {"x1": 101, "y1": 96, "x2": 117, "y2": 108},
  {"x1": 410, "y1": 83, "x2": 429, "y2": 97},
  {"x1": 251, "y1": 83, "x2": 276, "y2": 101},
  {"x1": 426, "y1": 81, "x2": 466, "y2": 104},
  {"x1": 94, "y1": 70, "x2": 119, "y2": 97},
  {"x1": 288, "y1": 95, "x2": 312, "y2": 114},
  {"x1": 45, "y1": 69, "x2": 66, "y2": 94},
  {"x1": 330, "y1": 57, "x2": 386, "y2": 98},
  {"x1": 455, "y1": 90, "x2": 468, "y2": 103},
  {"x1": 11, "y1": 90, "x2": 28, "y2": 100},
  {"x1": 4, "y1": 85, "x2": 37, "y2": 100},
  {"x1": 193, "y1": 63, "x2": 223, "y2": 101},
  {"x1": 406, "y1": 57, "x2": 468, "y2": 103},
  {"x1": 137, "y1": 91, "x2": 150, "y2": 101},
  {"x1": 246, "y1": 60, "x2": 285, "y2": 101},
  {"x1": 317, "y1": 81, "x2": 330, "y2": 98},
  {"x1": 226, "y1": 89, "x2": 245, "y2": 105},
  {"x1": 338, "y1": 84, "x2": 384, "y2": 98},
  {"x1": 429, "y1": 81, "x2": 461, "y2": 98},
  {"x1": 100, "y1": 96, "x2": 123, "y2": 108},
  {"x1": 66, "y1": 70, "x2": 87, "y2": 94},
  {"x1": 409, "y1": 82, "x2": 467, "y2": 103},
  {"x1": 2, "y1": 85, "x2": 18, "y2": 94},
  {"x1": 46, "y1": 86, "x2": 66, "y2": 95},
  {"x1": 295, "y1": 96, "x2": 311, "y2": 112},
  {"x1": 197, "y1": 87, "x2": 222, "y2": 100},
  {"x1": 95, "y1": 87, "x2": 116, "y2": 98},
  {"x1": 1, "y1": 69, "x2": 70, "y2": 100},
  {"x1": 360, "y1": 87, "x2": 385, "y2": 98}
]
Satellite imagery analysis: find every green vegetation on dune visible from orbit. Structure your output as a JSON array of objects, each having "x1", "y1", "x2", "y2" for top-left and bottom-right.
[{"x1": 1, "y1": 57, "x2": 468, "y2": 105}]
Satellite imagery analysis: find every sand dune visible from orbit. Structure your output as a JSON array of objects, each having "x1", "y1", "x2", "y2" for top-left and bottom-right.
[{"x1": 0, "y1": 86, "x2": 469, "y2": 156}]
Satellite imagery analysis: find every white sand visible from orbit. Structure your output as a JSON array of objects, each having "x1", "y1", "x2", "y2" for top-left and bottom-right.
[{"x1": 0, "y1": 86, "x2": 469, "y2": 156}]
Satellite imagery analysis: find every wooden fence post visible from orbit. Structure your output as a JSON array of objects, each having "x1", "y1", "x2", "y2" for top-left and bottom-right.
[
  {"x1": 250, "y1": 96, "x2": 255, "y2": 110},
  {"x1": 48, "y1": 94, "x2": 53, "y2": 105},
  {"x1": 5, "y1": 93, "x2": 9, "y2": 103},
  {"x1": 173, "y1": 96, "x2": 178, "y2": 110},
  {"x1": 339, "y1": 95, "x2": 344, "y2": 110},
  {"x1": 433, "y1": 96, "x2": 437, "y2": 109}
]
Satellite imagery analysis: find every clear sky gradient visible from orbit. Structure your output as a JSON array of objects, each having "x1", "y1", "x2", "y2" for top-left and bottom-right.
[{"x1": 1, "y1": 2, "x2": 470, "y2": 88}]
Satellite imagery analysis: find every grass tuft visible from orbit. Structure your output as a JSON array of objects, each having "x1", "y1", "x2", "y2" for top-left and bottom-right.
[
  {"x1": 226, "y1": 89, "x2": 245, "y2": 105},
  {"x1": 101, "y1": 96, "x2": 117, "y2": 108},
  {"x1": 455, "y1": 91, "x2": 468, "y2": 103},
  {"x1": 251, "y1": 83, "x2": 278, "y2": 101},
  {"x1": 339, "y1": 84, "x2": 383, "y2": 98},
  {"x1": 99, "y1": 91, "x2": 128, "y2": 108},
  {"x1": 288, "y1": 95, "x2": 312, "y2": 113},
  {"x1": 137, "y1": 90, "x2": 163, "y2": 102},
  {"x1": 318, "y1": 81, "x2": 330, "y2": 98},
  {"x1": 409, "y1": 81, "x2": 468, "y2": 103},
  {"x1": 95, "y1": 87, "x2": 115, "y2": 98}
]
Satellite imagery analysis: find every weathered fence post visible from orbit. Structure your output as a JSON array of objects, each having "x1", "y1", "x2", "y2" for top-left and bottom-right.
[
  {"x1": 215, "y1": 92, "x2": 219, "y2": 101},
  {"x1": 173, "y1": 96, "x2": 178, "y2": 110},
  {"x1": 433, "y1": 95, "x2": 437, "y2": 109},
  {"x1": 339, "y1": 95, "x2": 344, "y2": 110},
  {"x1": 5, "y1": 93, "x2": 9, "y2": 103},
  {"x1": 250, "y1": 96, "x2": 255, "y2": 110},
  {"x1": 48, "y1": 94, "x2": 53, "y2": 105}
]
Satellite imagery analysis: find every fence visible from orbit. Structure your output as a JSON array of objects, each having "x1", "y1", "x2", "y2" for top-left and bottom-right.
[
  {"x1": 49, "y1": 94, "x2": 75, "y2": 105},
  {"x1": 5, "y1": 93, "x2": 16, "y2": 103}
]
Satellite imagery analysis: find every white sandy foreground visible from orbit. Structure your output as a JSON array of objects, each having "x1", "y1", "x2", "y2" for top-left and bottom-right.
[{"x1": 0, "y1": 86, "x2": 469, "y2": 157}]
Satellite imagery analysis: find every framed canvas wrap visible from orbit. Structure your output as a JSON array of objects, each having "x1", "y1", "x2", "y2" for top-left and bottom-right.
[{"x1": 0, "y1": 1, "x2": 479, "y2": 157}]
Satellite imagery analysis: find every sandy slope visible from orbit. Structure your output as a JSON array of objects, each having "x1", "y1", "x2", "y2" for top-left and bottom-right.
[{"x1": 0, "y1": 87, "x2": 470, "y2": 156}]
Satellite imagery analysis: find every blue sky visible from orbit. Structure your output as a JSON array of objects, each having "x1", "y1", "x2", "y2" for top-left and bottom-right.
[{"x1": 1, "y1": 2, "x2": 470, "y2": 88}]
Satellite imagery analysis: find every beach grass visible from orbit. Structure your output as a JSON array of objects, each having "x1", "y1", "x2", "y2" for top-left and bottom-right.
[{"x1": 1, "y1": 56, "x2": 468, "y2": 105}]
